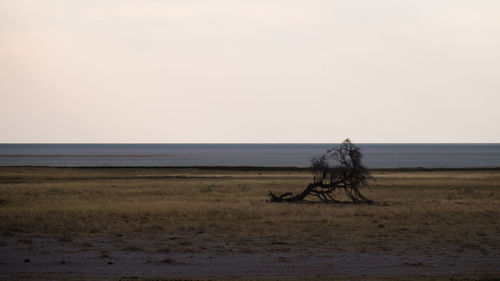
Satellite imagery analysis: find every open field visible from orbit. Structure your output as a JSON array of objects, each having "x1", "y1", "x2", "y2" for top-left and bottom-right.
[{"x1": 1, "y1": 167, "x2": 499, "y2": 280}]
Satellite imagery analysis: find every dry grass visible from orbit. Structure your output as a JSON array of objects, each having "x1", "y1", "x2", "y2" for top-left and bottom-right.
[{"x1": 1, "y1": 167, "x2": 499, "y2": 257}]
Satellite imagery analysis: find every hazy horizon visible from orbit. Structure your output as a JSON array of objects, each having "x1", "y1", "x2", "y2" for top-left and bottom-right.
[
  {"x1": 1, "y1": 142, "x2": 500, "y2": 144},
  {"x1": 1, "y1": 1, "x2": 499, "y2": 143}
]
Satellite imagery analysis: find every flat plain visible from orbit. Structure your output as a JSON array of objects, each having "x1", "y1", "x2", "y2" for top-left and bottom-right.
[{"x1": 0, "y1": 167, "x2": 499, "y2": 280}]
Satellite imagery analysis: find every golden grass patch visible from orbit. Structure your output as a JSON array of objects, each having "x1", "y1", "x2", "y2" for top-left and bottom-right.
[{"x1": 1, "y1": 167, "x2": 499, "y2": 256}]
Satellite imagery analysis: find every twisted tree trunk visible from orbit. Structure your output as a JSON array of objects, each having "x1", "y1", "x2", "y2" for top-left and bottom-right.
[
  {"x1": 268, "y1": 139, "x2": 373, "y2": 204},
  {"x1": 268, "y1": 182, "x2": 372, "y2": 203}
]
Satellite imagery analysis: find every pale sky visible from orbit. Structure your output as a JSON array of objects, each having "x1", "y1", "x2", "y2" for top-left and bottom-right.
[{"x1": 1, "y1": 0, "x2": 499, "y2": 143}]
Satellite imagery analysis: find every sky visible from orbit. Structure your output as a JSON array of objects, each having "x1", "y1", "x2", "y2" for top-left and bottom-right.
[{"x1": 1, "y1": 0, "x2": 499, "y2": 143}]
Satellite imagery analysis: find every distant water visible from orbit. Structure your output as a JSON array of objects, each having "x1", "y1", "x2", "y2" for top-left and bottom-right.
[{"x1": 0, "y1": 144, "x2": 499, "y2": 168}]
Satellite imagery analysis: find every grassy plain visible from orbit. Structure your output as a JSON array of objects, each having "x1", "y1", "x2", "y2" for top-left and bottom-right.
[{"x1": 1, "y1": 167, "x2": 500, "y2": 280}]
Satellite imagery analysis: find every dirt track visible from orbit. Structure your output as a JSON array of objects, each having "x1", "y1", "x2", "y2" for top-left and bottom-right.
[{"x1": 2, "y1": 236, "x2": 499, "y2": 280}]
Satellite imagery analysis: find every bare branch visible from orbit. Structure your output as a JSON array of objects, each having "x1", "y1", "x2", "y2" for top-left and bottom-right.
[{"x1": 268, "y1": 139, "x2": 373, "y2": 204}]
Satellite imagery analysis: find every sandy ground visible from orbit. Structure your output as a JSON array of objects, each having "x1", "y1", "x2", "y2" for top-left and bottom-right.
[{"x1": 2, "y1": 236, "x2": 499, "y2": 280}]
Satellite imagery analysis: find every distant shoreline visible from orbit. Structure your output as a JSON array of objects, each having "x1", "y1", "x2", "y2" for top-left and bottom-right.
[{"x1": 2, "y1": 143, "x2": 500, "y2": 168}]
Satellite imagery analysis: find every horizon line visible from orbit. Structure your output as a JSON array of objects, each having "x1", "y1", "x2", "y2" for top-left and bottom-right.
[{"x1": 1, "y1": 142, "x2": 500, "y2": 145}]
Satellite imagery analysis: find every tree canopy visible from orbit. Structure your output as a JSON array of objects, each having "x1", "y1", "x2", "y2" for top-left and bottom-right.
[{"x1": 268, "y1": 139, "x2": 373, "y2": 203}]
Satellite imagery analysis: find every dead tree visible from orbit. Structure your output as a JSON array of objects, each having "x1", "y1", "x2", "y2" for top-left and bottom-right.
[{"x1": 268, "y1": 139, "x2": 373, "y2": 204}]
